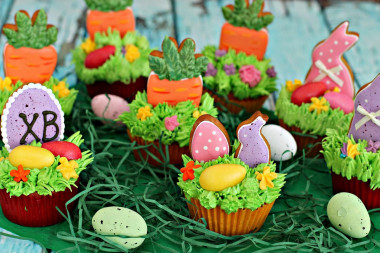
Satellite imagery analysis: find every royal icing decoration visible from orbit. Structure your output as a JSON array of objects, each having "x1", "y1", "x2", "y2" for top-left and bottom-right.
[
  {"x1": 0, "y1": 77, "x2": 12, "y2": 91},
  {"x1": 125, "y1": 44, "x2": 140, "y2": 63},
  {"x1": 239, "y1": 65, "x2": 261, "y2": 88},
  {"x1": 346, "y1": 140, "x2": 360, "y2": 159},
  {"x1": 180, "y1": 161, "x2": 201, "y2": 181},
  {"x1": 309, "y1": 97, "x2": 329, "y2": 114},
  {"x1": 348, "y1": 75, "x2": 380, "y2": 142},
  {"x1": 81, "y1": 38, "x2": 96, "y2": 54},
  {"x1": 1, "y1": 83, "x2": 65, "y2": 151},
  {"x1": 286, "y1": 79, "x2": 302, "y2": 92},
  {"x1": 164, "y1": 115, "x2": 179, "y2": 131},
  {"x1": 10, "y1": 165, "x2": 30, "y2": 182},
  {"x1": 190, "y1": 115, "x2": 230, "y2": 163},
  {"x1": 366, "y1": 139, "x2": 380, "y2": 153},
  {"x1": 255, "y1": 166, "x2": 277, "y2": 190},
  {"x1": 53, "y1": 81, "x2": 70, "y2": 98},
  {"x1": 235, "y1": 112, "x2": 271, "y2": 168},
  {"x1": 305, "y1": 22, "x2": 359, "y2": 98},
  {"x1": 57, "y1": 157, "x2": 79, "y2": 180},
  {"x1": 136, "y1": 106, "x2": 153, "y2": 121}
]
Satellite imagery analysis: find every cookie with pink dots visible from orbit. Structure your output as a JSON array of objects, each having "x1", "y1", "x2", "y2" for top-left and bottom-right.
[
  {"x1": 189, "y1": 115, "x2": 230, "y2": 163},
  {"x1": 235, "y1": 112, "x2": 271, "y2": 168},
  {"x1": 305, "y1": 21, "x2": 359, "y2": 98},
  {"x1": 347, "y1": 74, "x2": 380, "y2": 142}
]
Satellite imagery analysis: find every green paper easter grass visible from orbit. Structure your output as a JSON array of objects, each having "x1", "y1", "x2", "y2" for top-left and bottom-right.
[
  {"x1": 202, "y1": 45, "x2": 277, "y2": 100},
  {"x1": 275, "y1": 86, "x2": 353, "y2": 136},
  {"x1": 0, "y1": 82, "x2": 379, "y2": 252},
  {"x1": 72, "y1": 30, "x2": 151, "y2": 85}
]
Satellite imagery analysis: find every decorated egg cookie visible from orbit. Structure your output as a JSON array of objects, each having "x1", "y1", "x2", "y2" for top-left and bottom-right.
[{"x1": 1, "y1": 83, "x2": 64, "y2": 151}]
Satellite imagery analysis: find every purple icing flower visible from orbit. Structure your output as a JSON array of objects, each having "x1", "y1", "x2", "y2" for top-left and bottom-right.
[
  {"x1": 121, "y1": 46, "x2": 126, "y2": 55},
  {"x1": 205, "y1": 63, "x2": 217, "y2": 77},
  {"x1": 239, "y1": 65, "x2": 262, "y2": 88},
  {"x1": 266, "y1": 66, "x2": 277, "y2": 78},
  {"x1": 340, "y1": 142, "x2": 348, "y2": 156},
  {"x1": 366, "y1": 139, "x2": 380, "y2": 153},
  {"x1": 215, "y1": 49, "x2": 227, "y2": 58},
  {"x1": 223, "y1": 64, "x2": 235, "y2": 76}
]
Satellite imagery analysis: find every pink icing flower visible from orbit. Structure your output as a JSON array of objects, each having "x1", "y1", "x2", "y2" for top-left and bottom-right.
[
  {"x1": 239, "y1": 65, "x2": 262, "y2": 88},
  {"x1": 165, "y1": 115, "x2": 179, "y2": 131}
]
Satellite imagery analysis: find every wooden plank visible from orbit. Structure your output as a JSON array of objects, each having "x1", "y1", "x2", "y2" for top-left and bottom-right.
[
  {"x1": 0, "y1": 0, "x2": 13, "y2": 28},
  {"x1": 323, "y1": 1, "x2": 380, "y2": 89},
  {"x1": 0, "y1": 228, "x2": 43, "y2": 253}
]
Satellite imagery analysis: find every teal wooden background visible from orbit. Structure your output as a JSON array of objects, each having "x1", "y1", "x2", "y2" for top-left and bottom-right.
[{"x1": 0, "y1": 0, "x2": 379, "y2": 252}]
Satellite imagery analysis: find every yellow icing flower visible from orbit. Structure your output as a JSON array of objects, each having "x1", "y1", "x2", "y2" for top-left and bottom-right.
[
  {"x1": 0, "y1": 77, "x2": 12, "y2": 91},
  {"x1": 285, "y1": 79, "x2": 302, "y2": 92},
  {"x1": 125, "y1": 45, "x2": 140, "y2": 63},
  {"x1": 53, "y1": 81, "x2": 70, "y2": 98},
  {"x1": 255, "y1": 166, "x2": 277, "y2": 190},
  {"x1": 81, "y1": 38, "x2": 96, "y2": 54},
  {"x1": 0, "y1": 157, "x2": 4, "y2": 162},
  {"x1": 325, "y1": 87, "x2": 341, "y2": 94},
  {"x1": 136, "y1": 106, "x2": 153, "y2": 121},
  {"x1": 192, "y1": 110, "x2": 207, "y2": 119},
  {"x1": 57, "y1": 157, "x2": 79, "y2": 180},
  {"x1": 309, "y1": 97, "x2": 329, "y2": 114},
  {"x1": 347, "y1": 140, "x2": 360, "y2": 159}
]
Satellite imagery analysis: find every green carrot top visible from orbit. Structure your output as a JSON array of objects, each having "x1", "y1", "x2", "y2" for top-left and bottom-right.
[{"x1": 85, "y1": 0, "x2": 133, "y2": 12}]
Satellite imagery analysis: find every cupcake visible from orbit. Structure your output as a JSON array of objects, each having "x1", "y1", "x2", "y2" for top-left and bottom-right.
[
  {"x1": 276, "y1": 22, "x2": 358, "y2": 157},
  {"x1": 178, "y1": 113, "x2": 285, "y2": 235},
  {"x1": 202, "y1": 46, "x2": 277, "y2": 114},
  {"x1": 322, "y1": 74, "x2": 380, "y2": 210},
  {"x1": 117, "y1": 37, "x2": 218, "y2": 165},
  {"x1": 72, "y1": 30, "x2": 151, "y2": 100},
  {"x1": 0, "y1": 83, "x2": 93, "y2": 227}
]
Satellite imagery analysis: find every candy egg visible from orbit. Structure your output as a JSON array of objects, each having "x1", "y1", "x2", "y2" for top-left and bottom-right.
[
  {"x1": 9, "y1": 145, "x2": 54, "y2": 169},
  {"x1": 92, "y1": 206, "x2": 147, "y2": 249},
  {"x1": 85, "y1": 45, "x2": 116, "y2": 69},
  {"x1": 42, "y1": 141, "x2": 82, "y2": 160},
  {"x1": 91, "y1": 94, "x2": 130, "y2": 124},
  {"x1": 291, "y1": 82, "x2": 328, "y2": 106},
  {"x1": 327, "y1": 192, "x2": 371, "y2": 238},
  {"x1": 199, "y1": 164, "x2": 246, "y2": 191},
  {"x1": 323, "y1": 92, "x2": 354, "y2": 114},
  {"x1": 261, "y1": 124, "x2": 297, "y2": 161}
]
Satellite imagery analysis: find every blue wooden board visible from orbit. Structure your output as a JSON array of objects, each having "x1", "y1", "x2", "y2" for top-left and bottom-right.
[{"x1": 0, "y1": 0, "x2": 379, "y2": 252}]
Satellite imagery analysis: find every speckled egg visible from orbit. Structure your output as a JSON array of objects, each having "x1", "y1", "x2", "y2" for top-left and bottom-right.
[
  {"x1": 91, "y1": 94, "x2": 129, "y2": 124},
  {"x1": 327, "y1": 192, "x2": 371, "y2": 238},
  {"x1": 92, "y1": 206, "x2": 147, "y2": 249},
  {"x1": 261, "y1": 124, "x2": 297, "y2": 161}
]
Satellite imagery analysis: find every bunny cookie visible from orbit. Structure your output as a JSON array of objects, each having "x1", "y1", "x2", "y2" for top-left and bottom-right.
[{"x1": 305, "y1": 21, "x2": 359, "y2": 98}]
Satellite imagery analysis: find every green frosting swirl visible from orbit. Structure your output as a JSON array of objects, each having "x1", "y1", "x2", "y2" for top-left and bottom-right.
[
  {"x1": 85, "y1": 0, "x2": 133, "y2": 11},
  {"x1": 72, "y1": 30, "x2": 151, "y2": 85},
  {"x1": 0, "y1": 132, "x2": 93, "y2": 197},
  {"x1": 177, "y1": 155, "x2": 286, "y2": 214},
  {"x1": 117, "y1": 92, "x2": 218, "y2": 147},
  {"x1": 322, "y1": 128, "x2": 380, "y2": 190},
  {"x1": 0, "y1": 77, "x2": 78, "y2": 115},
  {"x1": 275, "y1": 86, "x2": 353, "y2": 136},
  {"x1": 202, "y1": 45, "x2": 277, "y2": 100}
]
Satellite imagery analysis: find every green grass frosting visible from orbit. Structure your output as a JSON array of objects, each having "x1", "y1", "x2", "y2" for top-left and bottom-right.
[
  {"x1": 275, "y1": 86, "x2": 353, "y2": 136},
  {"x1": 322, "y1": 128, "x2": 380, "y2": 190},
  {"x1": 85, "y1": 0, "x2": 133, "y2": 12},
  {"x1": 117, "y1": 92, "x2": 218, "y2": 147},
  {"x1": 72, "y1": 30, "x2": 151, "y2": 85},
  {"x1": 0, "y1": 132, "x2": 93, "y2": 197},
  {"x1": 178, "y1": 155, "x2": 286, "y2": 214},
  {"x1": 202, "y1": 45, "x2": 277, "y2": 100}
]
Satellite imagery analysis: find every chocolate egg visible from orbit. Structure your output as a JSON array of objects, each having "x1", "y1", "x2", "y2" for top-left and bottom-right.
[
  {"x1": 91, "y1": 94, "x2": 129, "y2": 124},
  {"x1": 199, "y1": 164, "x2": 246, "y2": 191},
  {"x1": 291, "y1": 82, "x2": 328, "y2": 106},
  {"x1": 327, "y1": 192, "x2": 371, "y2": 238},
  {"x1": 324, "y1": 92, "x2": 354, "y2": 114}
]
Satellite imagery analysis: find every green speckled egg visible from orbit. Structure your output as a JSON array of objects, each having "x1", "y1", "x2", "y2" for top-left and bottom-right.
[
  {"x1": 92, "y1": 206, "x2": 147, "y2": 249},
  {"x1": 327, "y1": 192, "x2": 371, "y2": 238}
]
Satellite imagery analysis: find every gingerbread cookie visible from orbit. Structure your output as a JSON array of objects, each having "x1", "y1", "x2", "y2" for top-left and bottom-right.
[
  {"x1": 347, "y1": 74, "x2": 380, "y2": 142},
  {"x1": 1, "y1": 83, "x2": 65, "y2": 151},
  {"x1": 305, "y1": 21, "x2": 359, "y2": 98},
  {"x1": 189, "y1": 115, "x2": 230, "y2": 163},
  {"x1": 235, "y1": 111, "x2": 271, "y2": 168}
]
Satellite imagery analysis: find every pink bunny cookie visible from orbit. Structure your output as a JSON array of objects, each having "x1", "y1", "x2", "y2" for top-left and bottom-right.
[
  {"x1": 235, "y1": 112, "x2": 271, "y2": 168},
  {"x1": 305, "y1": 21, "x2": 359, "y2": 98},
  {"x1": 189, "y1": 115, "x2": 230, "y2": 163}
]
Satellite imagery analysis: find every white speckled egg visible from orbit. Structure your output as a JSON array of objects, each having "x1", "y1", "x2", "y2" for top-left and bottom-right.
[
  {"x1": 261, "y1": 124, "x2": 297, "y2": 161},
  {"x1": 91, "y1": 94, "x2": 129, "y2": 124},
  {"x1": 327, "y1": 192, "x2": 371, "y2": 238},
  {"x1": 92, "y1": 206, "x2": 147, "y2": 249}
]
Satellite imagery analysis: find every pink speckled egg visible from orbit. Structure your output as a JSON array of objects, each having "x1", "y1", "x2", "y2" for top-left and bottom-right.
[
  {"x1": 91, "y1": 94, "x2": 130, "y2": 124},
  {"x1": 323, "y1": 92, "x2": 354, "y2": 114}
]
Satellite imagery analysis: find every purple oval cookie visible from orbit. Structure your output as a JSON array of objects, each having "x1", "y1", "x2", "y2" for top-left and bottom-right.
[{"x1": 1, "y1": 83, "x2": 65, "y2": 151}]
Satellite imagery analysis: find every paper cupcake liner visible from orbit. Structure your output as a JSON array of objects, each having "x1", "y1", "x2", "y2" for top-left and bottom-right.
[
  {"x1": 204, "y1": 89, "x2": 268, "y2": 114},
  {"x1": 278, "y1": 119, "x2": 323, "y2": 157},
  {"x1": 86, "y1": 76, "x2": 147, "y2": 102},
  {"x1": 331, "y1": 173, "x2": 380, "y2": 210},
  {"x1": 187, "y1": 198, "x2": 274, "y2": 236},
  {"x1": 127, "y1": 130, "x2": 190, "y2": 166},
  {"x1": 0, "y1": 180, "x2": 79, "y2": 227}
]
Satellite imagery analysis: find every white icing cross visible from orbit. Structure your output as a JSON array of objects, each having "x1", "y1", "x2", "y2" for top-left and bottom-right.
[
  {"x1": 313, "y1": 60, "x2": 343, "y2": 86},
  {"x1": 355, "y1": 105, "x2": 380, "y2": 130}
]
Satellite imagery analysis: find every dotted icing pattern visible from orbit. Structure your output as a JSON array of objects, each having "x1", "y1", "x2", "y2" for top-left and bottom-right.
[
  {"x1": 191, "y1": 121, "x2": 229, "y2": 163},
  {"x1": 305, "y1": 21, "x2": 359, "y2": 98},
  {"x1": 1, "y1": 83, "x2": 65, "y2": 151}
]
